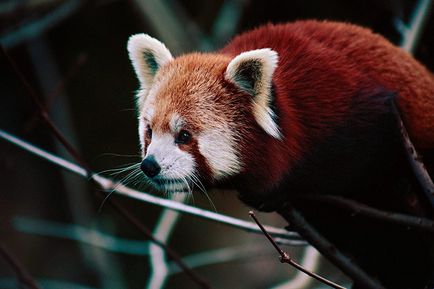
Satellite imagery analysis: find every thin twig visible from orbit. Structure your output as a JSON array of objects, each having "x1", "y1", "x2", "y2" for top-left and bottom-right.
[
  {"x1": 0, "y1": 45, "x2": 89, "y2": 171},
  {"x1": 249, "y1": 211, "x2": 346, "y2": 289},
  {"x1": 278, "y1": 206, "x2": 386, "y2": 289},
  {"x1": 130, "y1": 0, "x2": 198, "y2": 53},
  {"x1": 1, "y1": 46, "x2": 210, "y2": 289},
  {"x1": 24, "y1": 52, "x2": 88, "y2": 133},
  {"x1": 399, "y1": 0, "x2": 433, "y2": 53},
  {"x1": 13, "y1": 216, "x2": 151, "y2": 255},
  {"x1": 270, "y1": 246, "x2": 323, "y2": 289},
  {"x1": 104, "y1": 196, "x2": 210, "y2": 289},
  {"x1": 0, "y1": 242, "x2": 42, "y2": 289},
  {"x1": 391, "y1": 102, "x2": 434, "y2": 210},
  {"x1": 0, "y1": 0, "x2": 81, "y2": 48},
  {"x1": 147, "y1": 194, "x2": 187, "y2": 289},
  {"x1": 301, "y1": 195, "x2": 434, "y2": 233}
]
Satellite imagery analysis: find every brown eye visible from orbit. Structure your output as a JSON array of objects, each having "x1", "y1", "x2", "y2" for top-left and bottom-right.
[
  {"x1": 175, "y1": 130, "x2": 191, "y2": 144},
  {"x1": 146, "y1": 126, "x2": 152, "y2": 139}
]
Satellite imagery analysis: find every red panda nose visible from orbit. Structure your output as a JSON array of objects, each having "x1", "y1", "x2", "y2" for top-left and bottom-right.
[{"x1": 141, "y1": 156, "x2": 161, "y2": 178}]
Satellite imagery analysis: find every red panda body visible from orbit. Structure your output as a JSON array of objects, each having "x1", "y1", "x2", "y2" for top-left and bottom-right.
[
  {"x1": 218, "y1": 22, "x2": 434, "y2": 208},
  {"x1": 222, "y1": 21, "x2": 434, "y2": 148},
  {"x1": 127, "y1": 21, "x2": 434, "y2": 289}
]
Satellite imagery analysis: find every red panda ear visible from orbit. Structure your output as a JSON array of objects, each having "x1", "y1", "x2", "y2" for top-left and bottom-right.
[
  {"x1": 225, "y1": 49, "x2": 281, "y2": 139},
  {"x1": 127, "y1": 34, "x2": 173, "y2": 90}
]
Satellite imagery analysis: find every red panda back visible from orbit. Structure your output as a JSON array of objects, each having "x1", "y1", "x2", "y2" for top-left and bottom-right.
[{"x1": 221, "y1": 21, "x2": 434, "y2": 149}]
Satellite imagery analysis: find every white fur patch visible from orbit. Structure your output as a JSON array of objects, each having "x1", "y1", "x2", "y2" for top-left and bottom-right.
[
  {"x1": 198, "y1": 127, "x2": 241, "y2": 179},
  {"x1": 145, "y1": 133, "x2": 195, "y2": 182},
  {"x1": 137, "y1": 106, "x2": 155, "y2": 153},
  {"x1": 169, "y1": 113, "x2": 184, "y2": 133},
  {"x1": 127, "y1": 34, "x2": 173, "y2": 92},
  {"x1": 138, "y1": 117, "x2": 145, "y2": 152},
  {"x1": 225, "y1": 48, "x2": 282, "y2": 139}
]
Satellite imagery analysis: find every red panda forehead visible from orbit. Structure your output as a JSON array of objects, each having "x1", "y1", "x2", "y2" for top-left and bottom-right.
[
  {"x1": 150, "y1": 53, "x2": 236, "y2": 133},
  {"x1": 158, "y1": 54, "x2": 230, "y2": 92}
]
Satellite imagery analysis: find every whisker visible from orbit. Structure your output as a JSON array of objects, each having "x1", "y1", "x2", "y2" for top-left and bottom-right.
[
  {"x1": 98, "y1": 162, "x2": 143, "y2": 212},
  {"x1": 97, "y1": 152, "x2": 141, "y2": 158},
  {"x1": 108, "y1": 168, "x2": 141, "y2": 195},
  {"x1": 98, "y1": 189, "x2": 115, "y2": 213},
  {"x1": 96, "y1": 162, "x2": 140, "y2": 177},
  {"x1": 109, "y1": 163, "x2": 141, "y2": 177},
  {"x1": 121, "y1": 168, "x2": 142, "y2": 187},
  {"x1": 190, "y1": 173, "x2": 217, "y2": 212},
  {"x1": 184, "y1": 175, "x2": 196, "y2": 206}
]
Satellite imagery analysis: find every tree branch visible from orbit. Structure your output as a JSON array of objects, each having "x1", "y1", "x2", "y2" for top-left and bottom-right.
[
  {"x1": 399, "y1": 0, "x2": 433, "y2": 53},
  {"x1": 391, "y1": 102, "x2": 434, "y2": 210},
  {"x1": 0, "y1": 0, "x2": 81, "y2": 48},
  {"x1": 249, "y1": 211, "x2": 346, "y2": 289},
  {"x1": 301, "y1": 195, "x2": 434, "y2": 233},
  {"x1": 278, "y1": 206, "x2": 386, "y2": 289},
  {"x1": 0, "y1": 242, "x2": 42, "y2": 289}
]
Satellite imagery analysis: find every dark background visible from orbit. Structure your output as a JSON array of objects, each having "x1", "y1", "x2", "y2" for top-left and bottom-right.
[{"x1": 0, "y1": 1, "x2": 433, "y2": 288}]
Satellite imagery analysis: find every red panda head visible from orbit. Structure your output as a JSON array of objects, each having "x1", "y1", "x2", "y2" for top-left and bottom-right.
[{"x1": 127, "y1": 34, "x2": 281, "y2": 193}]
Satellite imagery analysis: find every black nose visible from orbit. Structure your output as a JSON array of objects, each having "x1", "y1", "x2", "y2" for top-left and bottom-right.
[{"x1": 141, "y1": 156, "x2": 161, "y2": 178}]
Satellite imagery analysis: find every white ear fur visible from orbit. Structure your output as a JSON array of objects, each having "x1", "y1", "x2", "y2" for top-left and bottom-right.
[
  {"x1": 225, "y1": 48, "x2": 281, "y2": 139},
  {"x1": 127, "y1": 34, "x2": 173, "y2": 89}
]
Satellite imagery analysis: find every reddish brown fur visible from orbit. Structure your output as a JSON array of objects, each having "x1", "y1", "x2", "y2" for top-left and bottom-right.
[
  {"x1": 140, "y1": 22, "x2": 434, "y2": 287},
  {"x1": 149, "y1": 54, "x2": 258, "y2": 180},
  {"x1": 147, "y1": 20, "x2": 434, "y2": 193},
  {"x1": 152, "y1": 54, "x2": 232, "y2": 135},
  {"x1": 215, "y1": 20, "x2": 434, "y2": 193},
  {"x1": 222, "y1": 21, "x2": 434, "y2": 149}
]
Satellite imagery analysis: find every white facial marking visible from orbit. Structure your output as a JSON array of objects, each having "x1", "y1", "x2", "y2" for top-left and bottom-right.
[
  {"x1": 198, "y1": 127, "x2": 241, "y2": 179},
  {"x1": 144, "y1": 106, "x2": 155, "y2": 122},
  {"x1": 169, "y1": 113, "x2": 184, "y2": 133},
  {"x1": 138, "y1": 117, "x2": 145, "y2": 151},
  {"x1": 225, "y1": 48, "x2": 282, "y2": 139},
  {"x1": 138, "y1": 106, "x2": 155, "y2": 153},
  {"x1": 145, "y1": 133, "x2": 195, "y2": 181}
]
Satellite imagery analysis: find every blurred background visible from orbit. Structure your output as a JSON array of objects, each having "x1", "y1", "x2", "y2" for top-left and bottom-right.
[{"x1": 0, "y1": 0, "x2": 433, "y2": 288}]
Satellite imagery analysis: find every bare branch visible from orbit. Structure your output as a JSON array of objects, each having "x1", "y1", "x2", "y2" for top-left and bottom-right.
[
  {"x1": 0, "y1": 242, "x2": 42, "y2": 289},
  {"x1": 0, "y1": 0, "x2": 81, "y2": 48},
  {"x1": 130, "y1": 0, "x2": 198, "y2": 53},
  {"x1": 269, "y1": 246, "x2": 324, "y2": 289},
  {"x1": 147, "y1": 194, "x2": 187, "y2": 289},
  {"x1": 24, "y1": 52, "x2": 88, "y2": 133},
  {"x1": 301, "y1": 195, "x2": 434, "y2": 233},
  {"x1": 13, "y1": 216, "x2": 151, "y2": 255},
  {"x1": 0, "y1": 128, "x2": 304, "y2": 245},
  {"x1": 278, "y1": 206, "x2": 386, "y2": 289},
  {"x1": 0, "y1": 45, "x2": 90, "y2": 171},
  {"x1": 399, "y1": 0, "x2": 433, "y2": 53},
  {"x1": 105, "y1": 196, "x2": 210, "y2": 289},
  {"x1": 391, "y1": 102, "x2": 434, "y2": 210},
  {"x1": 249, "y1": 211, "x2": 346, "y2": 289}
]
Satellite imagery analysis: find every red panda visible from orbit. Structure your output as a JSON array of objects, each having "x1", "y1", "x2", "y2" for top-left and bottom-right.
[{"x1": 127, "y1": 21, "x2": 434, "y2": 288}]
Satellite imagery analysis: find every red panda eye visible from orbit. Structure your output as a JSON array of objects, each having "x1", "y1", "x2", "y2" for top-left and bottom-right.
[
  {"x1": 146, "y1": 126, "x2": 152, "y2": 139},
  {"x1": 175, "y1": 130, "x2": 191, "y2": 145}
]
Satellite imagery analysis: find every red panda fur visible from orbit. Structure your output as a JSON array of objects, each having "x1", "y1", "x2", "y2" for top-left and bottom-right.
[
  {"x1": 214, "y1": 21, "x2": 434, "y2": 205},
  {"x1": 129, "y1": 20, "x2": 434, "y2": 288},
  {"x1": 221, "y1": 21, "x2": 434, "y2": 149}
]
